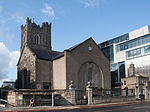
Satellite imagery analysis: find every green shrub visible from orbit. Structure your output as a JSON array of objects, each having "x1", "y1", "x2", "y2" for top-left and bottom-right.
[{"x1": 98, "y1": 87, "x2": 103, "y2": 91}]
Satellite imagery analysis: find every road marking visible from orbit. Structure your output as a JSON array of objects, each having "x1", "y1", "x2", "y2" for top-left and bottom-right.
[{"x1": 134, "y1": 106, "x2": 150, "y2": 109}]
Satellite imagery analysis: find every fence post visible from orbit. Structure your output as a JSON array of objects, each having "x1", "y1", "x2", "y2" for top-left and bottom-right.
[
  {"x1": 69, "y1": 81, "x2": 76, "y2": 105},
  {"x1": 52, "y1": 93, "x2": 54, "y2": 107},
  {"x1": 145, "y1": 87, "x2": 148, "y2": 99},
  {"x1": 86, "y1": 82, "x2": 93, "y2": 105}
]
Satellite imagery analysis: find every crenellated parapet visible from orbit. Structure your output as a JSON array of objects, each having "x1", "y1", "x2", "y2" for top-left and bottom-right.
[
  {"x1": 21, "y1": 17, "x2": 51, "y2": 32},
  {"x1": 20, "y1": 17, "x2": 52, "y2": 52}
]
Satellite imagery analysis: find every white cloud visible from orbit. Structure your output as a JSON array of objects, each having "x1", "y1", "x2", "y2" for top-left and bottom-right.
[
  {"x1": 80, "y1": 0, "x2": 99, "y2": 7},
  {"x1": 41, "y1": 3, "x2": 55, "y2": 19},
  {"x1": 0, "y1": 11, "x2": 25, "y2": 25},
  {"x1": 0, "y1": 42, "x2": 10, "y2": 68},
  {"x1": 0, "y1": 42, "x2": 10, "y2": 82},
  {"x1": 9, "y1": 51, "x2": 20, "y2": 68},
  {"x1": 0, "y1": 42, "x2": 20, "y2": 84},
  {"x1": 10, "y1": 13, "x2": 25, "y2": 24}
]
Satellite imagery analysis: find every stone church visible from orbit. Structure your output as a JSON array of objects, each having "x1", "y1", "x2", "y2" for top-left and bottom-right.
[{"x1": 17, "y1": 18, "x2": 111, "y2": 90}]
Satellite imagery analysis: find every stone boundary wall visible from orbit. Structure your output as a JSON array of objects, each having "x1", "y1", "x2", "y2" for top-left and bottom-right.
[
  {"x1": 93, "y1": 96, "x2": 136, "y2": 104},
  {"x1": 7, "y1": 89, "x2": 137, "y2": 106},
  {"x1": 7, "y1": 90, "x2": 75, "y2": 106}
]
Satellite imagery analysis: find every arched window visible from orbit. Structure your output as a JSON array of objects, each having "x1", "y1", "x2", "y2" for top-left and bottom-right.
[{"x1": 34, "y1": 34, "x2": 40, "y2": 44}]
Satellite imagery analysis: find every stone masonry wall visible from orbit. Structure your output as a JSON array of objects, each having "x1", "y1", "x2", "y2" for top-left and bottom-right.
[
  {"x1": 17, "y1": 46, "x2": 36, "y2": 88},
  {"x1": 93, "y1": 96, "x2": 136, "y2": 104}
]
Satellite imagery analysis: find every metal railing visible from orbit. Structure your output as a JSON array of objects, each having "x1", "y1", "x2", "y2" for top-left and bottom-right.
[{"x1": 0, "y1": 99, "x2": 8, "y2": 107}]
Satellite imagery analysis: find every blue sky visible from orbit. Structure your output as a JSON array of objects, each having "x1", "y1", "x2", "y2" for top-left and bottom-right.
[{"x1": 0, "y1": 0, "x2": 150, "y2": 85}]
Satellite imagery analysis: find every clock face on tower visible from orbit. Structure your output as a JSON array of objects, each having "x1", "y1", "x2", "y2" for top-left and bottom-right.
[{"x1": 88, "y1": 46, "x2": 92, "y2": 51}]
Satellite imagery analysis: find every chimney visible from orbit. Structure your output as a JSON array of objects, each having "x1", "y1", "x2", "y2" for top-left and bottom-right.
[{"x1": 129, "y1": 63, "x2": 135, "y2": 77}]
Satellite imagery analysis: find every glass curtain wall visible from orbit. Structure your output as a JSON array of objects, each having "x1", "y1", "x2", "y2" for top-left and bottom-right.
[
  {"x1": 118, "y1": 62, "x2": 125, "y2": 81},
  {"x1": 101, "y1": 45, "x2": 114, "y2": 63},
  {"x1": 126, "y1": 45, "x2": 150, "y2": 59},
  {"x1": 111, "y1": 63, "x2": 118, "y2": 86},
  {"x1": 134, "y1": 66, "x2": 150, "y2": 78},
  {"x1": 117, "y1": 34, "x2": 150, "y2": 52},
  {"x1": 100, "y1": 33, "x2": 129, "y2": 48},
  {"x1": 111, "y1": 61, "x2": 125, "y2": 87}
]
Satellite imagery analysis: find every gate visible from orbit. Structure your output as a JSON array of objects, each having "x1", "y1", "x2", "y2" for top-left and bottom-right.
[{"x1": 75, "y1": 90, "x2": 87, "y2": 105}]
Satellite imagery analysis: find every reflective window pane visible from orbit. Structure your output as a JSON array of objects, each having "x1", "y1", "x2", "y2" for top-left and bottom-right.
[
  {"x1": 126, "y1": 45, "x2": 150, "y2": 59},
  {"x1": 117, "y1": 34, "x2": 150, "y2": 52}
]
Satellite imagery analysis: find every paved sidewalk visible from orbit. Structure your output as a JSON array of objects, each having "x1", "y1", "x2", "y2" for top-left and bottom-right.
[{"x1": 1, "y1": 100, "x2": 150, "y2": 112}]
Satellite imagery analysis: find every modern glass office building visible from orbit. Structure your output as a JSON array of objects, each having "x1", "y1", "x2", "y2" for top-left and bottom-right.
[{"x1": 99, "y1": 25, "x2": 150, "y2": 87}]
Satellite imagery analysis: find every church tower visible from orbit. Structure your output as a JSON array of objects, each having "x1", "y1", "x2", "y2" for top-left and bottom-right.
[
  {"x1": 20, "y1": 17, "x2": 52, "y2": 52},
  {"x1": 17, "y1": 17, "x2": 55, "y2": 89}
]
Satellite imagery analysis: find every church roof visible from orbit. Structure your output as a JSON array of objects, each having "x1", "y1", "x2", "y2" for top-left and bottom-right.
[
  {"x1": 65, "y1": 37, "x2": 93, "y2": 51},
  {"x1": 53, "y1": 37, "x2": 103, "y2": 60},
  {"x1": 53, "y1": 38, "x2": 93, "y2": 60},
  {"x1": 53, "y1": 52, "x2": 64, "y2": 60},
  {"x1": 29, "y1": 47, "x2": 62, "y2": 61},
  {"x1": 135, "y1": 73, "x2": 148, "y2": 78}
]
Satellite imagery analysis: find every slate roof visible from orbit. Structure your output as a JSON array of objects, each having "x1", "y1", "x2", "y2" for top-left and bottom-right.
[
  {"x1": 52, "y1": 39, "x2": 85, "y2": 60},
  {"x1": 29, "y1": 47, "x2": 62, "y2": 61},
  {"x1": 53, "y1": 52, "x2": 64, "y2": 60},
  {"x1": 135, "y1": 73, "x2": 148, "y2": 78}
]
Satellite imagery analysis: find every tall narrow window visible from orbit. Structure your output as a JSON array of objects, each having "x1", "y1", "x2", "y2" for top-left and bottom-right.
[
  {"x1": 88, "y1": 68, "x2": 92, "y2": 82},
  {"x1": 23, "y1": 36, "x2": 26, "y2": 46},
  {"x1": 34, "y1": 35, "x2": 40, "y2": 44}
]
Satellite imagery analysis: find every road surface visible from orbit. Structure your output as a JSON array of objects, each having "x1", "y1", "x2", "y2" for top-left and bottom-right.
[{"x1": 1, "y1": 101, "x2": 150, "y2": 112}]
